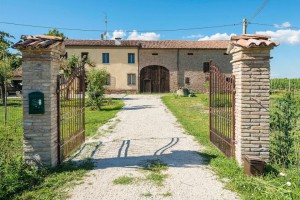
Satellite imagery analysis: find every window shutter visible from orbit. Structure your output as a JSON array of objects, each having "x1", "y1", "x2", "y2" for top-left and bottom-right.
[
  {"x1": 127, "y1": 74, "x2": 130, "y2": 85},
  {"x1": 103, "y1": 53, "x2": 109, "y2": 63},
  {"x1": 132, "y1": 74, "x2": 136, "y2": 85},
  {"x1": 106, "y1": 74, "x2": 110, "y2": 85},
  {"x1": 128, "y1": 53, "x2": 135, "y2": 64}
]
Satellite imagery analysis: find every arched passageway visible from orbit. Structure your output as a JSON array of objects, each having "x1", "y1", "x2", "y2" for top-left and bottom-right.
[{"x1": 140, "y1": 66, "x2": 170, "y2": 93}]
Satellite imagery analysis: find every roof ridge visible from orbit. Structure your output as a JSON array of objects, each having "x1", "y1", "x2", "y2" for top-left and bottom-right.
[{"x1": 65, "y1": 39, "x2": 229, "y2": 42}]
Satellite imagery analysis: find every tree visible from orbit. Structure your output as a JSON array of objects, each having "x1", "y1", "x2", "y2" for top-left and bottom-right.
[
  {"x1": 0, "y1": 31, "x2": 21, "y2": 103},
  {"x1": 60, "y1": 55, "x2": 95, "y2": 77},
  {"x1": 0, "y1": 31, "x2": 14, "y2": 55},
  {"x1": 45, "y1": 28, "x2": 68, "y2": 39},
  {"x1": 86, "y1": 69, "x2": 107, "y2": 110},
  {"x1": 0, "y1": 55, "x2": 12, "y2": 104}
]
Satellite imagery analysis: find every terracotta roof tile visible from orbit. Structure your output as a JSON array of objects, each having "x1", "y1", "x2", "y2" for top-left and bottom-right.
[
  {"x1": 13, "y1": 35, "x2": 64, "y2": 50},
  {"x1": 230, "y1": 34, "x2": 279, "y2": 48},
  {"x1": 65, "y1": 39, "x2": 229, "y2": 49}
]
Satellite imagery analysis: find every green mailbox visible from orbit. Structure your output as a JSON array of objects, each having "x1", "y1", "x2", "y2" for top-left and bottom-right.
[{"x1": 29, "y1": 92, "x2": 45, "y2": 114}]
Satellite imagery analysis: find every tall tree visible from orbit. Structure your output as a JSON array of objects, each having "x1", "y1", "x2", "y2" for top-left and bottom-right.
[
  {"x1": 0, "y1": 31, "x2": 14, "y2": 56},
  {"x1": 45, "y1": 28, "x2": 68, "y2": 39},
  {"x1": 0, "y1": 31, "x2": 21, "y2": 103}
]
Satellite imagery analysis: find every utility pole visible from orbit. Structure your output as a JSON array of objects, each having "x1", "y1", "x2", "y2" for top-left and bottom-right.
[{"x1": 243, "y1": 18, "x2": 248, "y2": 34}]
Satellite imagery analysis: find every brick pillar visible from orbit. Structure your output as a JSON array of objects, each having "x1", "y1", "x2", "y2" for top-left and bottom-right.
[
  {"x1": 228, "y1": 35, "x2": 279, "y2": 165},
  {"x1": 15, "y1": 36, "x2": 65, "y2": 166}
]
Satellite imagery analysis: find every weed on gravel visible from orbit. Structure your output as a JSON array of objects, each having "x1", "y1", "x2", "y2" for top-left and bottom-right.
[
  {"x1": 113, "y1": 176, "x2": 135, "y2": 185},
  {"x1": 142, "y1": 192, "x2": 153, "y2": 197},
  {"x1": 141, "y1": 159, "x2": 168, "y2": 173},
  {"x1": 160, "y1": 192, "x2": 172, "y2": 197},
  {"x1": 146, "y1": 173, "x2": 168, "y2": 186},
  {"x1": 140, "y1": 159, "x2": 169, "y2": 187}
]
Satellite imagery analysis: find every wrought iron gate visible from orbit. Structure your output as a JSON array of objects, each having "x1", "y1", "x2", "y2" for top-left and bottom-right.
[
  {"x1": 57, "y1": 63, "x2": 85, "y2": 163},
  {"x1": 209, "y1": 63, "x2": 235, "y2": 158}
]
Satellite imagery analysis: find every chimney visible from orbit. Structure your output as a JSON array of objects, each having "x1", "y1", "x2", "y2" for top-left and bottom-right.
[
  {"x1": 101, "y1": 34, "x2": 104, "y2": 40},
  {"x1": 115, "y1": 37, "x2": 122, "y2": 45}
]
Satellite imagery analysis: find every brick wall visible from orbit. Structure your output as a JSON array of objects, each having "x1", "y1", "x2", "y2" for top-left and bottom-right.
[{"x1": 230, "y1": 46, "x2": 273, "y2": 164}]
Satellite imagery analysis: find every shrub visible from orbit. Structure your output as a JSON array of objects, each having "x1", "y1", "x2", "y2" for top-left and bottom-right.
[
  {"x1": 270, "y1": 92, "x2": 300, "y2": 168},
  {"x1": 86, "y1": 68, "x2": 107, "y2": 110},
  {"x1": 0, "y1": 157, "x2": 45, "y2": 199}
]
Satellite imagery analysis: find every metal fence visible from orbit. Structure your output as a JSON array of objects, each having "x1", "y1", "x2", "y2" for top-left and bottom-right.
[
  {"x1": 209, "y1": 63, "x2": 235, "y2": 158},
  {"x1": 57, "y1": 64, "x2": 85, "y2": 163}
]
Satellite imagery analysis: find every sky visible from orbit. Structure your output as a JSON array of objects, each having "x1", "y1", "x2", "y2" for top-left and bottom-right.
[{"x1": 1, "y1": 0, "x2": 300, "y2": 78}]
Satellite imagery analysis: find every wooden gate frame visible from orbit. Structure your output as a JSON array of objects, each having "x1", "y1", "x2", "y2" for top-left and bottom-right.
[
  {"x1": 57, "y1": 63, "x2": 86, "y2": 163},
  {"x1": 209, "y1": 62, "x2": 235, "y2": 158}
]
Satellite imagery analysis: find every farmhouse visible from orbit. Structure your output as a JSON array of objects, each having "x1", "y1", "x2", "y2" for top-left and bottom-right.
[{"x1": 65, "y1": 39, "x2": 232, "y2": 93}]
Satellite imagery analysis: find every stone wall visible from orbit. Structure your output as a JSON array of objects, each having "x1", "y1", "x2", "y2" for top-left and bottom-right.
[
  {"x1": 139, "y1": 49, "x2": 232, "y2": 92},
  {"x1": 21, "y1": 45, "x2": 64, "y2": 166},
  {"x1": 138, "y1": 49, "x2": 179, "y2": 92}
]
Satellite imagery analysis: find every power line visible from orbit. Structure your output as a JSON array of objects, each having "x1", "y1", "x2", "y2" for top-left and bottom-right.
[
  {"x1": 249, "y1": 22, "x2": 300, "y2": 30},
  {"x1": 248, "y1": 0, "x2": 270, "y2": 22},
  {"x1": 0, "y1": 20, "x2": 241, "y2": 33},
  {"x1": 242, "y1": 0, "x2": 270, "y2": 34}
]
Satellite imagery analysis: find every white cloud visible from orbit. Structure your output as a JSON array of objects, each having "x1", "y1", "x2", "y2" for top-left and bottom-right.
[
  {"x1": 127, "y1": 30, "x2": 160, "y2": 40},
  {"x1": 256, "y1": 29, "x2": 300, "y2": 45},
  {"x1": 274, "y1": 22, "x2": 291, "y2": 29},
  {"x1": 184, "y1": 34, "x2": 204, "y2": 39},
  {"x1": 111, "y1": 30, "x2": 126, "y2": 39},
  {"x1": 198, "y1": 33, "x2": 236, "y2": 41}
]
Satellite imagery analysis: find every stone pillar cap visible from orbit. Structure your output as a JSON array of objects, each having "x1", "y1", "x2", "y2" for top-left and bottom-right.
[
  {"x1": 12, "y1": 35, "x2": 64, "y2": 50},
  {"x1": 227, "y1": 34, "x2": 279, "y2": 54}
]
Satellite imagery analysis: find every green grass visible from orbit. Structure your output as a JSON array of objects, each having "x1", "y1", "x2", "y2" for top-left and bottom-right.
[
  {"x1": 85, "y1": 99, "x2": 124, "y2": 137},
  {"x1": 162, "y1": 93, "x2": 300, "y2": 200},
  {"x1": 15, "y1": 160, "x2": 94, "y2": 200},
  {"x1": 0, "y1": 98, "x2": 124, "y2": 200},
  {"x1": 113, "y1": 176, "x2": 135, "y2": 185}
]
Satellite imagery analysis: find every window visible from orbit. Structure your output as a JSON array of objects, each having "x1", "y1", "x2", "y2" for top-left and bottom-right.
[
  {"x1": 152, "y1": 53, "x2": 158, "y2": 55},
  {"x1": 203, "y1": 62, "x2": 210, "y2": 73},
  {"x1": 105, "y1": 74, "x2": 111, "y2": 85},
  {"x1": 187, "y1": 53, "x2": 194, "y2": 55},
  {"x1": 128, "y1": 53, "x2": 135, "y2": 64},
  {"x1": 127, "y1": 74, "x2": 136, "y2": 85},
  {"x1": 64, "y1": 52, "x2": 68, "y2": 59},
  {"x1": 102, "y1": 53, "x2": 109, "y2": 63},
  {"x1": 81, "y1": 52, "x2": 88, "y2": 62},
  {"x1": 185, "y1": 77, "x2": 190, "y2": 85}
]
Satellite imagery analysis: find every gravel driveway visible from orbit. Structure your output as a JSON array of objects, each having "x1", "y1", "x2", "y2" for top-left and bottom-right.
[{"x1": 69, "y1": 95, "x2": 239, "y2": 200}]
